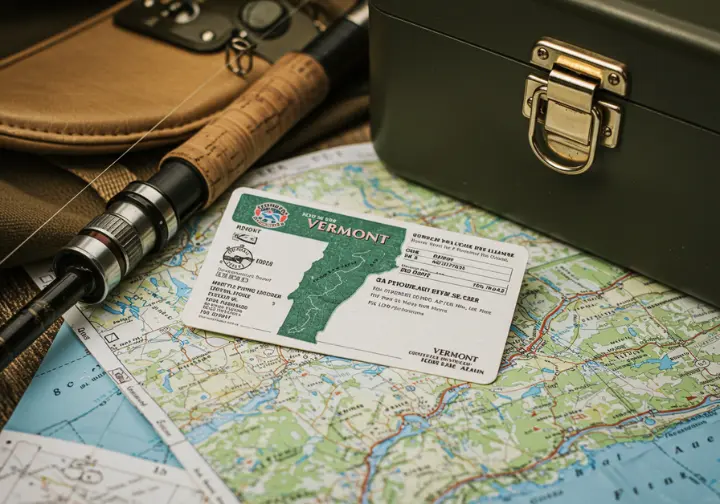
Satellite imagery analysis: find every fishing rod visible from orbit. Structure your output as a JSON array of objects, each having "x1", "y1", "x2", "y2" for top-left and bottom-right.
[{"x1": 0, "y1": 0, "x2": 369, "y2": 371}]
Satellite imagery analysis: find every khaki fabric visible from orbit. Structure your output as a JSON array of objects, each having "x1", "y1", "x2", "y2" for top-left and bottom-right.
[
  {"x1": 0, "y1": 0, "x2": 358, "y2": 155},
  {"x1": 0, "y1": 150, "x2": 107, "y2": 266},
  {"x1": 0, "y1": 1, "x2": 273, "y2": 155}
]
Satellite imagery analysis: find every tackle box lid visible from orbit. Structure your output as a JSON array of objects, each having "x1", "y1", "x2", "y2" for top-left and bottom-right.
[{"x1": 371, "y1": 0, "x2": 720, "y2": 133}]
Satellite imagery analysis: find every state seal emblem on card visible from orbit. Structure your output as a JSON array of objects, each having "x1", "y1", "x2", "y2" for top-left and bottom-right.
[{"x1": 252, "y1": 202, "x2": 289, "y2": 228}]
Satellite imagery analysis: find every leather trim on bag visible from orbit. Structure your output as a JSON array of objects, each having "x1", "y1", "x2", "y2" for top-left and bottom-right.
[{"x1": 0, "y1": 1, "x2": 270, "y2": 155}]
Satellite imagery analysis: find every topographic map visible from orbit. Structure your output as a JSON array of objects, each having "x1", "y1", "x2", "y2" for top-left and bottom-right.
[
  {"x1": 57, "y1": 144, "x2": 719, "y2": 503},
  {"x1": 4, "y1": 321, "x2": 179, "y2": 467}
]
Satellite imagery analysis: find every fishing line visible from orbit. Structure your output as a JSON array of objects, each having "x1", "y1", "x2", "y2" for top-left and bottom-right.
[{"x1": 0, "y1": 0, "x2": 315, "y2": 268}]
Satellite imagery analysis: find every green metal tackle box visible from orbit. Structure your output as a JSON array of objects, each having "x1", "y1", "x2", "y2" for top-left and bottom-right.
[{"x1": 369, "y1": 0, "x2": 720, "y2": 307}]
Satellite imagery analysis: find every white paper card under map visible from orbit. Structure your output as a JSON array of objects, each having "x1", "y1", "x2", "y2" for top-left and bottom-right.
[
  {"x1": 183, "y1": 188, "x2": 528, "y2": 384},
  {"x1": 0, "y1": 431, "x2": 203, "y2": 504}
]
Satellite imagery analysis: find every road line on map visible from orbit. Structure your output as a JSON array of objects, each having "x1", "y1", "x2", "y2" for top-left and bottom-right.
[
  {"x1": 432, "y1": 394, "x2": 719, "y2": 502},
  {"x1": 571, "y1": 320, "x2": 720, "y2": 368},
  {"x1": 503, "y1": 272, "x2": 634, "y2": 365},
  {"x1": 438, "y1": 317, "x2": 719, "y2": 501},
  {"x1": 358, "y1": 382, "x2": 470, "y2": 501},
  {"x1": 531, "y1": 272, "x2": 634, "y2": 351},
  {"x1": 581, "y1": 350, "x2": 720, "y2": 498}
]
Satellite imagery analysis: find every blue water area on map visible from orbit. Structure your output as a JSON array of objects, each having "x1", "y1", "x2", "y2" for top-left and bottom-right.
[
  {"x1": 102, "y1": 304, "x2": 124, "y2": 315},
  {"x1": 344, "y1": 165, "x2": 363, "y2": 173},
  {"x1": 362, "y1": 416, "x2": 430, "y2": 504},
  {"x1": 500, "y1": 232, "x2": 536, "y2": 243},
  {"x1": 162, "y1": 374, "x2": 174, "y2": 393},
  {"x1": 542, "y1": 368, "x2": 555, "y2": 374},
  {"x1": 539, "y1": 277, "x2": 563, "y2": 293},
  {"x1": 628, "y1": 327, "x2": 637, "y2": 336},
  {"x1": 168, "y1": 243, "x2": 194, "y2": 267},
  {"x1": 170, "y1": 275, "x2": 192, "y2": 299},
  {"x1": 363, "y1": 366, "x2": 385, "y2": 375},
  {"x1": 633, "y1": 354, "x2": 676, "y2": 371},
  {"x1": 321, "y1": 356, "x2": 351, "y2": 364},
  {"x1": 510, "y1": 326, "x2": 528, "y2": 339},
  {"x1": 321, "y1": 358, "x2": 387, "y2": 377},
  {"x1": 491, "y1": 402, "x2": 505, "y2": 421},
  {"x1": 295, "y1": 435, "x2": 323, "y2": 467},
  {"x1": 490, "y1": 482, "x2": 511, "y2": 498},
  {"x1": 438, "y1": 407, "x2": 720, "y2": 504},
  {"x1": 185, "y1": 386, "x2": 279, "y2": 446},
  {"x1": 5, "y1": 324, "x2": 180, "y2": 467},
  {"x1": 169, "y1": 328, "x2": 184, "y2": 343},
  {"x1": 321, "y1": 376, "x2": 335, "y2": 385},
  {"x1": 102, "y1": 298, "x2": 139, "y2": 319},
  {"x1": 521, "y1": 384, "x2": 544, "y2": 398}
]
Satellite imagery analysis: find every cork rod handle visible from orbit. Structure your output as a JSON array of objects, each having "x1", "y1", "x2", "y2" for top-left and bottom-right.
[{"x1": 161, "y1": 52, "x2": 330, "y2": 207}]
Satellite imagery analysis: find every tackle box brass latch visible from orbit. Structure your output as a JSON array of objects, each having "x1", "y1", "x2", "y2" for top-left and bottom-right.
[{"x1": 522, "y1": 38, "x2": 628, "y2": 175}]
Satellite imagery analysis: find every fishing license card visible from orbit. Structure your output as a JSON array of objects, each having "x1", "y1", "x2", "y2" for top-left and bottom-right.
[{"x1": 183, "y1": 188, "x2": 528, "y2": 384}]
